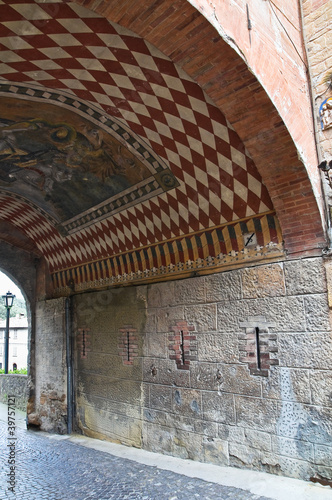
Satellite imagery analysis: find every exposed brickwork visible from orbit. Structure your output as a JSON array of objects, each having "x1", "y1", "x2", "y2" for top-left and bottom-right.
[
  {"x1": 168, "y1": 320, "x2": 197, "y2": 370},
  {"x1": 118, "y1": 326, "x2": 139, "y2": 365},
  {"x1": 239, "y1": 317, "x2": 279, "y2": 377}
]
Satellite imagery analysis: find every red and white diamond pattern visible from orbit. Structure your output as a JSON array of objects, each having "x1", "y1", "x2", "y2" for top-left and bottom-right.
[{"x1": 0, "y1": 0, "x2": 273, "y2": 272}]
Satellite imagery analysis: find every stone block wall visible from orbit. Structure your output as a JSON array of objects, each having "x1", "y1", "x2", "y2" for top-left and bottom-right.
[
  {"x1": 73, "y1": 256, "x2": 332, "y2": 481},
  {"x1": 73, "y1": 288, "x2": 146, "y2": 447},
  {"x1": 0, "y1": 375, "x2": 28, "y2": 412}
]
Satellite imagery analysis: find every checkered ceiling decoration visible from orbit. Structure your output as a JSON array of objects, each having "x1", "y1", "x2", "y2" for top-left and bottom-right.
[{"x1": 0, "y1": 0, "x2": 281, "y2": 291}]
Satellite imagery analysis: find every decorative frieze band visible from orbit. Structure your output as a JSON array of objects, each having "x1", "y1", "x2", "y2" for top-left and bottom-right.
[{"x1": 52, "y1": 212, "x2": 283, "y2": 295}]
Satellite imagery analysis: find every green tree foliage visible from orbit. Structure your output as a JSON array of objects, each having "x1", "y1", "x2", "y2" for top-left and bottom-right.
[
  {"x1": 0, "y1": 367, "x2": 27, "y2": 374},
  {"x1": 0, "y1": 297, "x2": 27, "y2": 320}
]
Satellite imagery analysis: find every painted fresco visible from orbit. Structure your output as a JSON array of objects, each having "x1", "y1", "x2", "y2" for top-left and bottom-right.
[{"x1": 0, "y1": 98, "x2": 152, "y2": 222}]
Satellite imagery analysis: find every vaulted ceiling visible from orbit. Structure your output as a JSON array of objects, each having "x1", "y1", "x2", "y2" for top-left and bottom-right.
[{"x1": 0, "y1": 0, "x2": 325, "y2": 295}]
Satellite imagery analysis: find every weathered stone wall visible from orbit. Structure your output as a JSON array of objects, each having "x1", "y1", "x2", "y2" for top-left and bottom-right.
[
  {"x1": 73, "y1": 256, "x2": 332, "y2": 482},
  {"x1": 0, "y1": 375, "x2": 28, "y2": 412},
  {"x1": 73, "y1": 288, "x2": 146, "y2": 446},
  {"x1": 28, "y1": 298, "x2": 67, "y2": 433}
]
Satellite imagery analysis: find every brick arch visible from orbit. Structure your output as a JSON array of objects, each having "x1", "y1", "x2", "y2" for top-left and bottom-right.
[{"x1": 76, "y1": 0, "x2": 326, "y2": 255}]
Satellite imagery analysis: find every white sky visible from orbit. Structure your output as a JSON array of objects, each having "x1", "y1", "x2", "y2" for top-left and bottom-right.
[{"x1": 0, "y1": 271, "x2": 24, "y2": 300}]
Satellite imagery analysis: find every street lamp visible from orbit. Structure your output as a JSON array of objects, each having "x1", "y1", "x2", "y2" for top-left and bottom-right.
[{"x1": 2, "y1": 291, "x2": 15, "y2": 374}]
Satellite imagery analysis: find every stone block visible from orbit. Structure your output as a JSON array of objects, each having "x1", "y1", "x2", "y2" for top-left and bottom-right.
[
  {"x1": 81, "y1": 350, "x2": 143, "y2": 380},
  {"x1": 243, "y1": 296, "x2": 307, "y2": 332},
  {"x1": 197, "y1": 333, "x2": 239, "y2": 363},
  {"x1": 217, "y1": 299, "x2": 249, "y2": 333},
  {"x1": 184, "y1": 304, "x2": 217, "y2": 332},
  {"x1": 190, "y1": 363, "x2": 222, "y2": 391},
  {"x1": 203, "y1": 437, "x2": 229, "y2": 465},
  {"x1": 172, "y1": 388, "x2": 202, "y2": 418},
  {"x1": 77, "y1": 393, "x2": 107, "y2": 413},
  {"x1": 143, "y1": 331, "x2": 166, "y2": 358},
  {"x1": 143, "y1": 422, "x2": 205, "y2": 461},
  {"x1": 325, "y1": 261, "x2": 332, "y2": 308},
  {"x1": 244, "y1": 428, "x2": 271, "y2": 452},
  {"x1": 112, "y1": 413, "x2": 132, "y2": 441},
  {"x1": 278, "y1": 332, "x2": 332, "y2": 370},
  {"x1": 262, "y1": 367, "x2": 311, "y2": 404},
  {"x1": 241, "y1": 263, "x2": 285, "y2": 299},
  {"x1": 284, "y1": 258, "x2": 327, "y2": 295},
  {"x1": 75, "y1": 287, "x2": 146, "y2": 333},
  {"x1": 271, "y1": 436, "x2": 314, "y2": 462},
  {"x1": 172, "y1": 429, "x2": 203, "y2": 461},
  {"x1": 78, "y1": 373, "x2": 109, "y2": 399},
  {"x1": 84, "y1": 403, "x2": 115, "y2": 436},
  {"x1": 218, "y1": 423, "x2": 245, "y2": 443},
  {"x1": 202, "y1": 391, "x2": 235, "y2": 424},
  {"x1": 235, "y1": 396, "x2": 278, "y2": 433},
  {"x1": 171, "y1": 415, "x2": 217, "y2": 436},
  {"x1": 150, "y1": 384, "x2": 172, "y2": 411},
  {"x1": 172, "y1": 275, "x2": 206, "y2": 305},
  {"x1": 143, "y1": 311, "x2": 156, "y2": 335},
  {"x1": 142, "y1": 422, "x2": 174, "y2": 454},
  {"x1": 277, "y1": 400, "x2": 309, "y2": 440},
  {"x1": 229, "y1": 443, "x2": 313, "y2": 479},
  {"x1": 107, "y1": 379, "x2": 142, "y2": 405},
  {"x1": 88, "y1": 329, "x2": 118, "y2": 354},
  {"x1": 269, "y1": 455, "x2": 314, "y2": 481},
  {"x1": 143, "y1": 407, "x2": 218, "y2": 435},
  {"x1": 314, "y1": 444, "x2": 332, "y2": 467},
  {"x1": 206, "y1": 270, "x2": 242, "y2": 303},
  {"x1": 143, "y1": 408, "x2": 167, "y2": 426},
  {"x1": 218, "y1": 296, "x2": 306, "y2": 333},
  {"x1": 310, "y1": 370, "x2": 332, "y2": 406},
  {"x1": 216, "y1": 364, "x2": 262, "y2": 397},
  {"x1": 142, "y1": 358, "x2": 190, "y2": 387},
  {"x1": 304, "y1": 294, "x2": 331, "y2": 331},
  {"x1": 228, "y1": 442, "x2": 260, "y2": 467},
  {"x1": 147, "y1": 281, "x2": 176, "y2": 308},
  {"x1": 155, "y1": 306, "x2": 185, "y2": 333},
  {"x1": 36, "y1": 297, "x2": 65, "y2": 318},
  {"x1": 102, "y1": 399, "x2": 142, "y2": 419},
  {"x1": 127, "y1": 418, "x2": 142, "y2": 446},
  {"x1": 277, "y1": 401, "x2": 332, "y2": 445},
  {"x1": 142, "y1": 382, "x2": 150, "y2": 408}
]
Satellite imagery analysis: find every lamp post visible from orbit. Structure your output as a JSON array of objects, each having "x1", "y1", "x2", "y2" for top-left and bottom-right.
[{"x1": 2, "y1": 291, "x2": 15, "y2": 374}]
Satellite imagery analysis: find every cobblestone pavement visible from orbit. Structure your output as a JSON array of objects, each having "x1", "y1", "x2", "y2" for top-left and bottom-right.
[{"x1": 0, "y1": 419, "x2": 274, "y2": 500}]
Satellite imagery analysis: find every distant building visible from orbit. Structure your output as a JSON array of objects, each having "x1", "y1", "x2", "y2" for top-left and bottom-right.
[{"x1": 0, "y1": 315, "x2": 28, "y2": 371}]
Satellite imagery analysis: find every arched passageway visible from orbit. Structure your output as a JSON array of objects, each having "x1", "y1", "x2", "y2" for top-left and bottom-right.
[{"x1": 0, "y1": 0, "x2": 331, "y2": 484}]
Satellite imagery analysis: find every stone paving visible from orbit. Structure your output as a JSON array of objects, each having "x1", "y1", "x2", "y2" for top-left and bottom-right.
[{"x1": 0, "y1": 419, "x2": 273, "y2": 500}]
